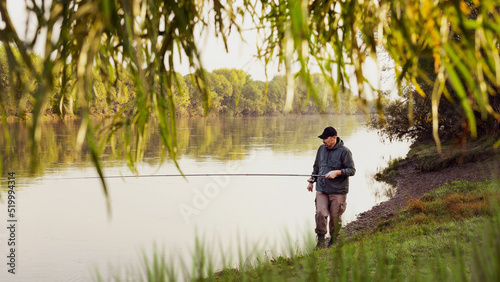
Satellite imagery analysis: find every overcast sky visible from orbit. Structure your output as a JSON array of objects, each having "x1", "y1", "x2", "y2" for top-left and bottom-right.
[
  {"x1": 6, "y1": 1, "x2": 283, "y2": 81},
  {"x1": 6, "y1": 1, "x2": 396, "y2": 96}
]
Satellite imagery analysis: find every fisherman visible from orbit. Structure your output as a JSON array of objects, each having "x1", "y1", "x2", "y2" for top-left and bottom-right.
[{"x1": 307, "y1": 126, "x2": 356, "y2": 249}]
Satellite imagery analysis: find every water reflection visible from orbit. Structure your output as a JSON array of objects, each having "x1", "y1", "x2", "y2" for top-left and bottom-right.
[
  {"x1": 0, "y1": 115, "x2": 410, "y2": 281},
  {"x1": 0, "y1": 115, "x2": 409, "y2": 226},
  {"x1": 0, "y1": 115, "x2": 366, "y2": 179}
]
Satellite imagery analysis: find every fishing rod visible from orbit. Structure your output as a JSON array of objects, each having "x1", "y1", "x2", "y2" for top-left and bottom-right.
[{"x1": 44, "y1": 173, "x2": 326, "y2": 181}]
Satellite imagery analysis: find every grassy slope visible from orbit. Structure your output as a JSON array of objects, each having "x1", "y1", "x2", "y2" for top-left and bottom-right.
[{"x1": 210, "y1": 180, "x2": 500, "y2": 281}]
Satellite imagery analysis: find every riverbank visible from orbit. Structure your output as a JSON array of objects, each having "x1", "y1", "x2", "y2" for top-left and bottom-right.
[
  {"x1": 206, "y1": 137, "x2": 500, "y2": 281},
  {"x1": 343, "y1": 138, "x2": 500, "y2": 238},
  {"x1": 92, "y1": 137, "x2": 500, "y2": 281}
]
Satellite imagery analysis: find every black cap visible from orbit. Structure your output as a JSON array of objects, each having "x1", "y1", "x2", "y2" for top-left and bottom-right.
[{"x1": 318, "y1": 126, "x2": 337, "y2": 139}]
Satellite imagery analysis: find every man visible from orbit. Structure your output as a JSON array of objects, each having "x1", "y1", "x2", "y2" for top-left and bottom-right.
[{"x1": 307, "y1": 126, "x2": 356, "y2": 249}]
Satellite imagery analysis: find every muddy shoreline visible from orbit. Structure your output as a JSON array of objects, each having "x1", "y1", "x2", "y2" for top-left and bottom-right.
[{"x1": 343, "y1": 156, "x2": 500, "y2": 238}]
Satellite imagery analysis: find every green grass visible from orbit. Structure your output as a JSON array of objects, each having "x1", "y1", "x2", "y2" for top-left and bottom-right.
[
  {"x1": 407, "y1": 136, "x2": 500, "y2": 172},
  {"x1": 374, "y1": 156, "x2": 404, "y2": 186},
  {"x1": 97, "y1": 180, "x2": 500, "y2": 281},
  {"x1": 211, "y1": 180, "x2": 500, "y2": 281}
]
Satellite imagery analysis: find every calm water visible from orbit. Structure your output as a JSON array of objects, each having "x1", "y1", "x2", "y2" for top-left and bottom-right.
[{"x1": 0, "y1": 115, "x2": 409, "y2": 281}]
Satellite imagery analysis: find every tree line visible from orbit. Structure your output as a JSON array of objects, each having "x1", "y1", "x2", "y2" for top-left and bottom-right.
[
  {"x1": 0, "y1": 46, "x2": 359, "y2": 118},
  {"x1": 0, "y1": 115, "x2": 363, "y2": 178},
  {"x1": 2, "y1": 0, "x2": 500, "y2": 181}
]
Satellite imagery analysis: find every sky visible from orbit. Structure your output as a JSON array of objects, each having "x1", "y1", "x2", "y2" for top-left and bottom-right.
[
  {"x1": 5, "y1": 1, "x2": 283, "y2": 82},
  {"x1": 176, "y1": 23, "x2": 284, "y2": 82},
  {"x1": 5, "y1": 1, "x2": 396, "y2": 96}
]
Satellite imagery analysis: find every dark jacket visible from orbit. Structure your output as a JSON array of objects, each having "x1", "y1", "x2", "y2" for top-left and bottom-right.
[{"x1": 311, "y1": 137, "x2": 356, "y2": 194}]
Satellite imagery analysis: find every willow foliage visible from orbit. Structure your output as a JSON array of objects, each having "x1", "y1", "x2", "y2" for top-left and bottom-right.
[
  {"x1": 249, "y1": 0, "x2": 500, "y2": 149},
  {"x1": 1, "y1": 0, "x2": 500, "y2": 190}
]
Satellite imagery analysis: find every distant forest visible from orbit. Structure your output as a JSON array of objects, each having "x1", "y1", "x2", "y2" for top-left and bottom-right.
[{"x1": 0, "y1": 47, "x2": 359, "y2": 118}]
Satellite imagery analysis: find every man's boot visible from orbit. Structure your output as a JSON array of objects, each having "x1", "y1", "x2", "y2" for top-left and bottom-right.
[{"x1": 316, "y1": 234, "x2": 328, "y2": 249}]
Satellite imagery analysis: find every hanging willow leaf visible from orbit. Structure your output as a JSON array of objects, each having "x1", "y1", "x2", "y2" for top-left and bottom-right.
[
  {"x1": 444, "y1": 60, "x2": 477, "y2": 137},
  {"x1": 1, "y1": 0, "x2": 500, "y2": 207},
  {"x1": 0, "y1": 0, "x2": 241, "y2": 206}
]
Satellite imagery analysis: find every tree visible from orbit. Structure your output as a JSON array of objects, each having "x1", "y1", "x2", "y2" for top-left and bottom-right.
[
  {"x1": 207, "y1": 72, "x2": 232, "y2": 114},
  {"x1": 1, "y1": 0, "x2": 500, "y2": 196},
  {"x1": 291, "y1": 73, "x2": 359, "y2": 115},
  {"x1": 213, "y1": 68, "x2": 248, "y2": 115},
  {"x1": 239, "y1": 80, "x2": 265, "y2": 115},
  {"x1": 0, "y1": 45, "x2": 43, "y2": 116},
  {"x1": 250, "y1": 0, "x2": 500, "y2": 148},
  {"x1": 370, "y1": 2, "x2": 500, "y2": 145},
  {"x1": 370, "y1": 88, "x2": 465, "y2": 142},
  {"x1": 264, "y1": 75, "x2": 286, "y2": 115},
  {"x1": 171, "y1": 73, "x2": 190, "y2": 117}
]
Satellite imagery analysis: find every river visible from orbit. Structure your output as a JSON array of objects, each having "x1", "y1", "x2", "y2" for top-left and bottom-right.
[{"x1": 0, "y1": 115, "x2": 409, "y2": 281}]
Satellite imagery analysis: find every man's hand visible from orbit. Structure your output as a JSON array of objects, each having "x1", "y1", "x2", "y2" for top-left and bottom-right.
[
  {"x1": 325, "y1": 170, "x2": 341, "y2": 179},
  {"x1": 307, "y1": 182, "x2": 314, "y2": 192}
]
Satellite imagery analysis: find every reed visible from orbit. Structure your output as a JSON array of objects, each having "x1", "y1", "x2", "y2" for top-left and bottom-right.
[{"x1": 96, "y1": 179, "x2": 500, "y2": 281}]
